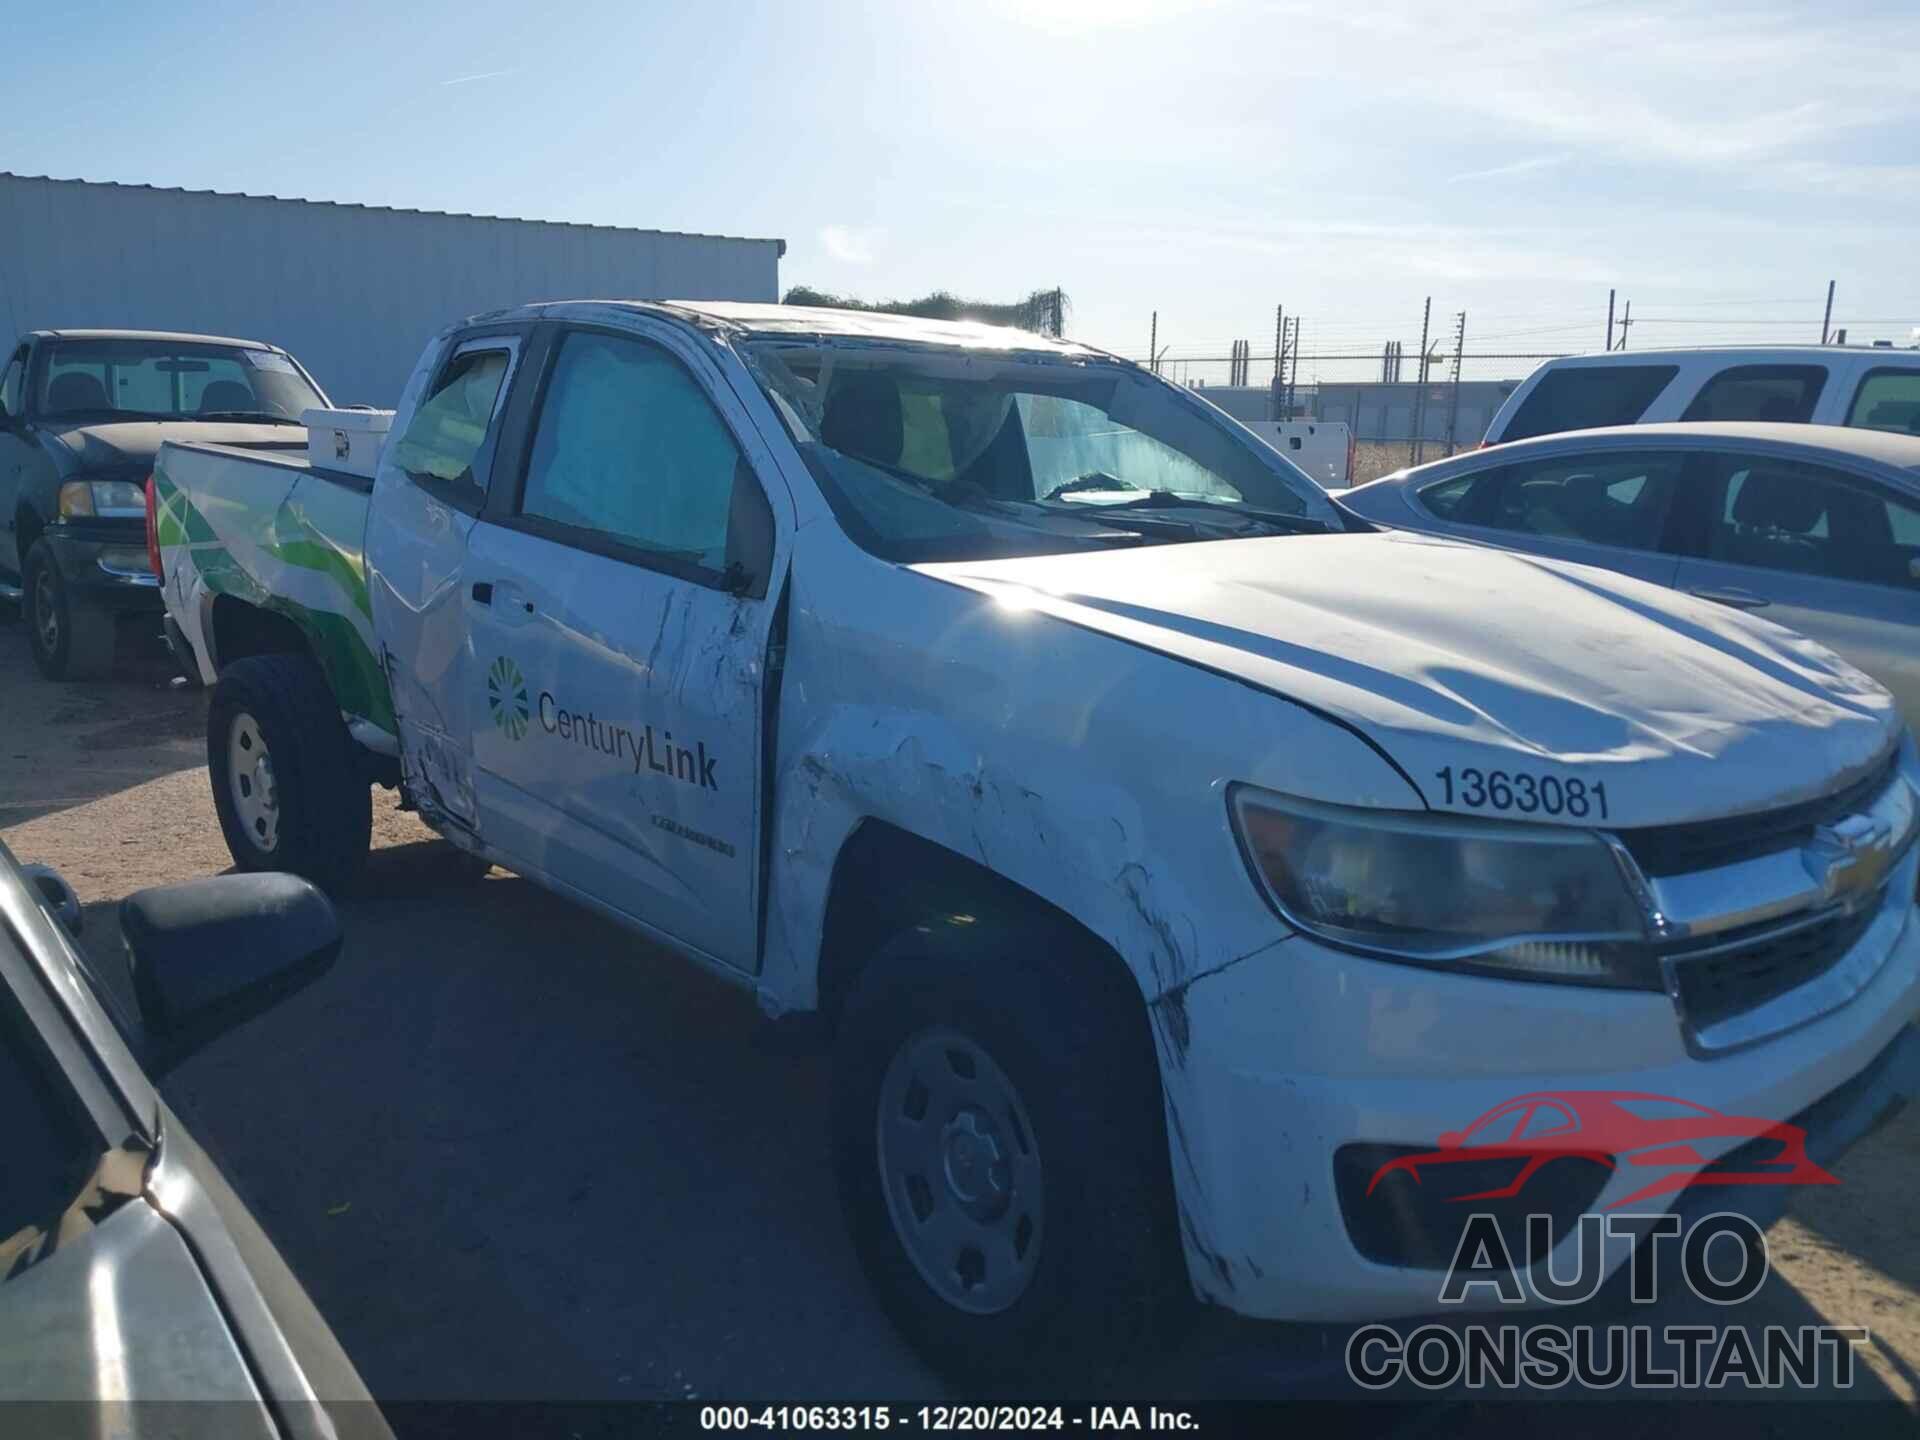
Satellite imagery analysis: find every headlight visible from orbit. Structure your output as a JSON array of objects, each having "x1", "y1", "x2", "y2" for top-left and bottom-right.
[
  {"x1": 59, "y1": 479, "x2": 147, "y2": 519},
  {"x1": 1229, "y1": 785, "x2": 1658, "y2": 987}
]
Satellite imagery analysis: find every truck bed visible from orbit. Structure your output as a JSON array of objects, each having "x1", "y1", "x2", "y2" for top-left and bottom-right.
[{"x1": 153, "y1": 438, "x2": 392, "y2": 733}]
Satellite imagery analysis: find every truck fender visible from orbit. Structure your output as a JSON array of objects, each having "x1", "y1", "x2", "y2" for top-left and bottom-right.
[{"x1": 760, "y1": 703, "x2": 1234, "y2": 1019}]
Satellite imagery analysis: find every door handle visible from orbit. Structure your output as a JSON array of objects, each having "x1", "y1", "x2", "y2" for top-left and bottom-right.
[
  {"x1": 473, "y1": 579, "x2": 537, "y2": 621},
  {"x1": 1690, "y1": 587, "x2": 1771, "y2": 611}
]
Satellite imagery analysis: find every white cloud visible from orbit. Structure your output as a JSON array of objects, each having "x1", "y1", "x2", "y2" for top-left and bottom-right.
[
  {"x1": 438, "y1": 68, "x2": 517, "y2": 87},
  {"x1": 1448, "y1": 154, "x2": 1570, "y2": 183},
  {"x1": 819, "y1": 225, "x2": 882, "y2": 265}
]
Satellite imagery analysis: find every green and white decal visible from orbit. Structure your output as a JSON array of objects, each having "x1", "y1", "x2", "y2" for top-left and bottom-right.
[{"x1": 154, "y1": 451, "x2": 396, "y2": 735}]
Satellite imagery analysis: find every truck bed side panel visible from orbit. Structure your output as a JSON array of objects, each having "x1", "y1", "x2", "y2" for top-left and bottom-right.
[{"x1": 155, "y1": 444, "x2": 391, "y2": 731}]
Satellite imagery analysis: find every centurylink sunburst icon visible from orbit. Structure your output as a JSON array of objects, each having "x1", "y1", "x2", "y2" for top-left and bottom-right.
[{"x1": 487, "y1": 655, "x2": 530, "y2": 740}]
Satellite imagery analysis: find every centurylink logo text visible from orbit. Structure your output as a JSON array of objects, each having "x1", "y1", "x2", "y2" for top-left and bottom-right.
[{"x1": 537, "y1": 690, "x2": 719, "y2": 792}]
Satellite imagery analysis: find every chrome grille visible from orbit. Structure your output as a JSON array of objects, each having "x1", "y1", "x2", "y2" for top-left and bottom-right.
[
  {"x1": 1665, "y1": 899, "x2": 1882, "y2": 1033},
  {"x1": 1616, "y1": 751, "x2": 1899, "y2": 878}
]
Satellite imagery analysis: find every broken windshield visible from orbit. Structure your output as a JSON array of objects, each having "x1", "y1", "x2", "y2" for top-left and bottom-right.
[{"x1": 742, "y1": 340, "x2": 1338, "y2": 563}]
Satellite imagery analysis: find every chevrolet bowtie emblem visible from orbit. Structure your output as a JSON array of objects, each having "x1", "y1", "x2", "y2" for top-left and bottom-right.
[{"x1": 1804, "y1": 812, "x2": 1896, "y2": 907}]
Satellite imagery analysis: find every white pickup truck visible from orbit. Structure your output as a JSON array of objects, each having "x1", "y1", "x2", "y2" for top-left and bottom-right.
[{"x1": 152, "y1": 301, "x2": 1920, "y2": 1380}]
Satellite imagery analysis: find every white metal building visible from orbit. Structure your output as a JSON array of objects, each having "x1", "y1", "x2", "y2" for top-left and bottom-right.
[{"x1": 0, "y1": 173, "x2": 784, "y2": 404}]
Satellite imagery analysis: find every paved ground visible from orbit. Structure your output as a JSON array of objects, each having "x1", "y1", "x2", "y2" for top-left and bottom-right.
[{"x1": 2, "y1": 613, "x2": 1917, "y2": 1427}]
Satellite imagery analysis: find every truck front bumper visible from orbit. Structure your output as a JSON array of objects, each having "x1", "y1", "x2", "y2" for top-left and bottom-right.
[
  {"x1": 44, "y1": 524, "x2": 162, "y2": 617},
  {"x1": 1166, "y1": 845, "x2": 1920, "y2": 1321}
]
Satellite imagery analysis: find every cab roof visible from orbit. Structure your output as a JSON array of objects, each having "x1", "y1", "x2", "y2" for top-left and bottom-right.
[
  {"x1": 531, "y1": 300, "x2": 1109, "y2": 359},
  {"x1": 1535, "y1": 344, "x2": 1920, "y2": 363},
  {"x1": 29, "y1": 328, "x2": 277, "y2": 350}
]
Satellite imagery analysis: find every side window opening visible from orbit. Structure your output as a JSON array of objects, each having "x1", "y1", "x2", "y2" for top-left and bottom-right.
[
  {"x1": 1680, "y1": 365, "x2": 1827, "y2": 424},
  {"x1": 389, "y1": 346, "x2": 513, "y2": 495},
  {"x1": 1845, "y1": 369, "x2": 1920, "y2": 436},
  {"x1": 1705, "y1": 455, "x2": 1920, "y2": 590},
  {"x1": 1502, "y1": 365, "x2": 1679, "y2": 442},
  {"x1": 1481, "y1": 451, "x2": 1682, "y2": 550},
  {"x1": 1417, "y1": 472, "x2": 1489, "y2": 520},
  {"x1": 518, "y1": 329, "x2": 769, "y2": 591}
]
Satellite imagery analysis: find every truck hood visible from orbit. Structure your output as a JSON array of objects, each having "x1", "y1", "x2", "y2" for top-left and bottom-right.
[
  {"x1": 918, "y1": 530, "x2": 1900, "y2": 828},
  {"x1": 42, "y1": 419, "x2": 303, "y2": 472}
]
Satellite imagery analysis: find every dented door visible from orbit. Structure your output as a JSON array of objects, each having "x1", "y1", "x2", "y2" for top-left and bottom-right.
[
  {"x1": 368, "y1": 328, "x2": 529, "y2": 834},
  {"x1": 459, "y1": 319, "x2": 787, "y2": 971}
]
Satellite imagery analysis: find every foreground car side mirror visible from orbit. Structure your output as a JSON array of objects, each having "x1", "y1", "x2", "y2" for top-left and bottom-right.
[
  {"x1": 121, "y1": 873, "x2": 341, "y2": 1070},
  {"x1": 22, "y1": 863, "x2": 84, "y2": 935}
]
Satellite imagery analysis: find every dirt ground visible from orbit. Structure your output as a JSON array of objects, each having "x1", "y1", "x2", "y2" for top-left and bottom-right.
[
  {"x1": 2, "y1": 613, "x2": 1917, "y2": 1417},
  {"x1": 1349, "y1": 439, "x2": 1480, "y2": 486}
]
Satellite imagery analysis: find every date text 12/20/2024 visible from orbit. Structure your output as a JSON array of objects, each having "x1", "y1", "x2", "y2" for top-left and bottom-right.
[{"x1": 700, "y1": 1407, "x2": 1200, "y2": 1432}]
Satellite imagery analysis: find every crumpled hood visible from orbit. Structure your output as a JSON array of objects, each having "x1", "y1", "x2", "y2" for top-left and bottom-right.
[
  {"x1": 43, "y1": 420, "x2": 302, "y2": 472},
  {"x1": 919, "y1": 530, "x2": 1900, "y2": 828}
]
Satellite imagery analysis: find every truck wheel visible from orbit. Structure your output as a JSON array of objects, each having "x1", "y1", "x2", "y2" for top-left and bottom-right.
[
  {"x1": 208, "y1": 653, "x2": 372, "y2": 894},
  {"x1": 25, "y1": 540, "x2": 115, "y2": 680},
  {"x1": 832, "y1": 913, "x2": 1182, "y2": 1383}
]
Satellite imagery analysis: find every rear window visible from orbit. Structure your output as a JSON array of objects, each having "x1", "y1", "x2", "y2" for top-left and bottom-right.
[
  {"x1": 1845, "y1": 368, "x2": 1920, "y2": 435},
  {"x1": 1501, "y1": 365, "x2": 1679, "y2": 441},
  {"x1": 1679, "y1": 364, "x2": 1826, "y2": 423}
]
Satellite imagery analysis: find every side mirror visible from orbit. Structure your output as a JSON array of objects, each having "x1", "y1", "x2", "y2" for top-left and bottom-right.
[
  {"x1": 22, "y1": 863, "x2": 83, "y2": 935},
  {"x1": 722, "y1": 458, "x2": 777, "y2": 599},
  {"x1": 1437, "y1": 1131, "x2": 1464, "y2": 1150},
  {"x1": 121, "y1": 873, "x2": 341, "y2": 1069}
]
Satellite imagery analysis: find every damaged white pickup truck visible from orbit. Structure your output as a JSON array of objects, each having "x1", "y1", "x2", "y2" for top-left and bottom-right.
[{"x1": 153, "y1": 302, "x2": 1920, "y2": 1379}]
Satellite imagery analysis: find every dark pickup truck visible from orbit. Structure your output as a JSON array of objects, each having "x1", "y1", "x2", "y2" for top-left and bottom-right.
[{"x1": 0, "y1": 329, "x2": 327, "y2": 679}]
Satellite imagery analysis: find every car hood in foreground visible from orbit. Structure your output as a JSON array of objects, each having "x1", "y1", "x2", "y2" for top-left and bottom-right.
[
  {"x1": 917, "y1": 530, "x2": 1900, "y2": 828},
  {"x1": 43, "y1": 420, "x2": 303, "y2": 472}
]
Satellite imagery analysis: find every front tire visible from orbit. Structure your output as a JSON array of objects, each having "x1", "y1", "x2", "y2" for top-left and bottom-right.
[
  {"x1": 208, "y1": 653, "x2": 372, "y2": 894},
  {"x1": 25, "y1": 540, "x2": 115, "y2": 680},
  {"x1": 832, "y1": 909, "x2": 1183, "y2": 1383}
]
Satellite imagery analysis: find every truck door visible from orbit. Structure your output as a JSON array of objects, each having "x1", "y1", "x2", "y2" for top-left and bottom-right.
[
  {"x1": 366, "y1": 328, "x2": 529, "y2": 832},
  {"x1": 1670, "y1": 450, "x2": 1920, "y2": 721},
  {"x1": 458, "y1": 319, "x2": 785, "y2": 972}
]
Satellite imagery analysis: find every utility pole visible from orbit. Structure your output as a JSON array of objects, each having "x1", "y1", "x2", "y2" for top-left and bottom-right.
[
  {"x1": 1616, "y1": 300, "x2": 1632, "y2": 350},
  {"x1": 1149, "y1": 311, "x2": 1158, "y2": 372},
  {"x1": 1444, "y1": 311, "x2": 1467, "y2": 456},
  {"x1": 1821, "y1": 280, "x2": 1835, "y2": 344},
  {"x1": 1270, "y1": 305, "x2": 1285, "y2": 420},
  {"x1": 1410, "y1": 297, "x2": 1432, "y2": 465},
  {"x1": 1606, "y1": 288, "x2": 1616, "y2": 351},
  {"x1": 1286, "y1": 319, "x2": 1301, "y2": 414}
]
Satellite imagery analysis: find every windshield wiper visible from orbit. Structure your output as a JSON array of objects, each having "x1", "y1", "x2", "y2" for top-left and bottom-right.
[
  {"x1": 193, "y1": 410, "x2": 302, "y2": 425},
  {"x1": 1040, "y1": 489, "x2": 1333, "y2": 535},
  {"x1": 1042, "y1": 471, "x2": 1144, "y2": 500}
]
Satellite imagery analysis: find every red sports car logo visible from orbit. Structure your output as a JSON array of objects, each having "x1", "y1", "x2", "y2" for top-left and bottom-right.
[{"x1": 1367, "y1": 1091, "x2": 1836, "y2": 1210}]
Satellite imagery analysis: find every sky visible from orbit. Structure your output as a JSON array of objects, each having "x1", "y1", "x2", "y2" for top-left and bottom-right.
[{"x1": 4, "y1": 0, "x2": 1917, "y2": 383}]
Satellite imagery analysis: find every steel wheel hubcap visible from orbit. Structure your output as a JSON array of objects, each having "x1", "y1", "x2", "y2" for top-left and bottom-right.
[
  {"x1": 877, "y1": 1027, "x2": 1043, "y2": 1315},
  {"x1": 227, "y1": 712, "x2": 280, "y2": 852},
  {"x1": 34, "y1": 573, "x2": 58, "y2": 653}
]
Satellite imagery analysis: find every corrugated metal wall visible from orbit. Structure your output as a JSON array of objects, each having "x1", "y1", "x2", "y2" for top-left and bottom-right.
[
  {"x1": 1314, "y1": 381, "x2": 1518, "y2": 442},
  {"x1": 0, "y1": 174, "x2": 783, "y2": 404}
]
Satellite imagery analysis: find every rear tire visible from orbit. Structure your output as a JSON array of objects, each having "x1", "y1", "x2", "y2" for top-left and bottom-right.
[
  {"x1": 25, "y1": 540, "x2": 115, "y2": 680},
  {"x1": 832, "y1": 906, "x2": 1183, "y2": 1384},
  {"x1": 208, "y1": 653, "x2": 371, "y2": 894}
]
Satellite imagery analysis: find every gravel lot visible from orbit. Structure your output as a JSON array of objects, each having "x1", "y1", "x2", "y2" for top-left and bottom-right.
[{"x1": 2, "y1": 615, "x2": 1916, "y2": 1426}]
